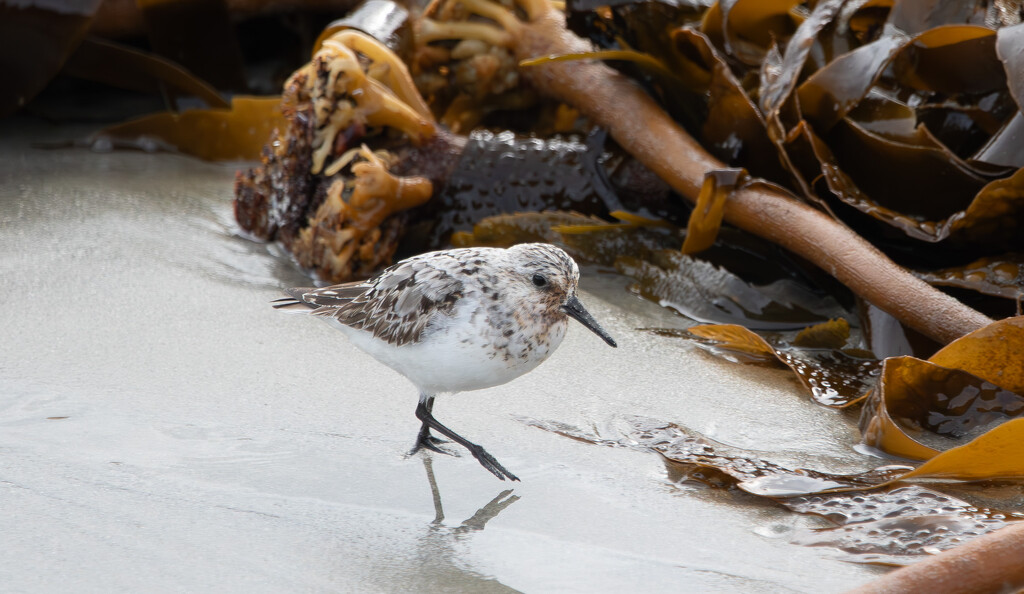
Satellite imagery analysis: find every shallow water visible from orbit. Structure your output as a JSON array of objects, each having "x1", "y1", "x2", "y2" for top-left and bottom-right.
[{"x1": 0, "y1": 118, "x2": 882, "y2": 592}]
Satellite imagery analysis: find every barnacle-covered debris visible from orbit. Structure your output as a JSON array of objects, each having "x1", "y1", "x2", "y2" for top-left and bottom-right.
[
  {"x1": 233, "y1": 19, "x2": 674, "y2": 281},
  {"x1": 414, "y1": 0, "x2": 550, "y2": 132},
  {"x1": 291, "y1": 146, "x2": 433, "y2": 281},
  {"x1": 233, "y1": 29, "x2": 443, "y2": 281},
  {"x1": 233, "y1": 68, "x2": 318, "y2": 246}
]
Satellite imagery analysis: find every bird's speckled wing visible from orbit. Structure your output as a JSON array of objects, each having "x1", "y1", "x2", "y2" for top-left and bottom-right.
[{"x1": 288, "y1": 255, "x2": 467, "y2": 347}]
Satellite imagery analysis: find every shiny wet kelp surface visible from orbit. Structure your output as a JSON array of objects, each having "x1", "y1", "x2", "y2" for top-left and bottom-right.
[
  {"x1": 1, "y1": 121, "x2": 886, "y2": 592},
  {"x1": 528, "y1": 416, "x2": 1024, "y2": 565}
]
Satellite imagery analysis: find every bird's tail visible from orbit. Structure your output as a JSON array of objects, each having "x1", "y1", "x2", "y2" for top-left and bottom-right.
[{"x1": 271, "y1": 288, "x2": 316, "y2": 312}]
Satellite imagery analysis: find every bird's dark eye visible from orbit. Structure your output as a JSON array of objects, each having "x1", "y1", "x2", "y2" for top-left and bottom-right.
[{"x1": 532, "y1": 274, "x2": 547, "y2": 287}]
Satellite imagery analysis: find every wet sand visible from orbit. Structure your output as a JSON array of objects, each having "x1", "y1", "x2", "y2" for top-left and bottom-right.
[{"x1": 0, "y1": 118, "x2": 881, "y2": 592}]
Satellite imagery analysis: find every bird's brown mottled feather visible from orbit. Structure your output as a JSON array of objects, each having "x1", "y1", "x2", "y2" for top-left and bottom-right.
[{"x1": 282, "y1": 254, "x2": 466, "y2": 347}]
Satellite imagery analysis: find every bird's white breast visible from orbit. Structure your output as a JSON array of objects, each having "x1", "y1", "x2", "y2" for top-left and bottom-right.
[{"x1": 329, "y1": 296, "x2": 568, "y2": 395}]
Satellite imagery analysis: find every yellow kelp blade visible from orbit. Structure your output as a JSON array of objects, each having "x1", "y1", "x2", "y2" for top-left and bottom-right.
[
  {"x1": 687, "y1": 323, "x2": 776, "y2": 361},
  {"x1": 687, "y1": 321, "x2": 878, "y2": 407},
  {"x1": 892, "y1": 417, "x2": 1024, "y2": 483},
  {"x1": 681, "y1": 168, "x2": 745, "y2": 255},
  {"x1": 90, "y1": 96, "x2": 285, "y2": 161},
  {"x1": 929, "y1": 315, "x2": 1024, "y2": 394}
]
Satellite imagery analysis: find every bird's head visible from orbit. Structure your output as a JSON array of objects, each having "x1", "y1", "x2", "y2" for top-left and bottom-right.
[{"x1": 507, "y1": 243, "x2": 617, "y2": 348}]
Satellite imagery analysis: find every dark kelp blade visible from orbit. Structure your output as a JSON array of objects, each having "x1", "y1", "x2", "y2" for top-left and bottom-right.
[
  {"x1": 617, "y1": 252, "x2": 849, "y2": 330},
  {"x1": 671, "y1": 28, "x2": 791, "y2": 182},
  {"x1": 796, "y1": 28, "x2": 908, "y2": 133},
  {"x1": 63, "y1": 37, "x2": 229, "y2": 109},
  {"x1": 916, "y1": 255, "x2": 1024, "y2": 301},
  {"x1": 0, "y1": 2, "x2": 99, "y2": 117}
]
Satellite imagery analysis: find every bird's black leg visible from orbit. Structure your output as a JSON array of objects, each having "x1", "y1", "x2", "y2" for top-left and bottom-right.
[
  {"x1": 414, "y1": 398, "x2": 520, "y2": 482},
  {"x1": 409, "y1": 395, "x2": 452, "y2": 455}
]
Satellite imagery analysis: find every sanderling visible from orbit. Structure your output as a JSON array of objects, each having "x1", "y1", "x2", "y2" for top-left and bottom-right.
[{"x1": 273, "y1": 243, "x2": 617, "y2": 481}]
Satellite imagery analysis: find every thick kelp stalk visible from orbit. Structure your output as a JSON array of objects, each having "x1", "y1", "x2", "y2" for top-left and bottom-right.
[
  {"x1": 849, "y1": 520, "x2": 1024, "y2": 593},
  {"x1": 507, "y1": 7, "x2": 992, "y2": 344}
]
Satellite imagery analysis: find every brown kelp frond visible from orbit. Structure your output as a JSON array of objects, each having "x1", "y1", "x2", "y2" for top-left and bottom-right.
[{"x1": 491, "y1": 0, "x2": 994, "y2": 344}]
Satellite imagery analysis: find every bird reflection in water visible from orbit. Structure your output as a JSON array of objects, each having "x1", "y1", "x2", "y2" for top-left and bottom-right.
[
  {"x1": 401, "y1": 457, "x2": 521, "y2": 592},
  {"x1": 422, "y1": 456, "x2": 520, "y2": 529}
]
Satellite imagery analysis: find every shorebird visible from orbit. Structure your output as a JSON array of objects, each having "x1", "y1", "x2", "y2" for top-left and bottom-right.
[{"x1": 274, "y1": 243, "x2": 617, "y2": 480}]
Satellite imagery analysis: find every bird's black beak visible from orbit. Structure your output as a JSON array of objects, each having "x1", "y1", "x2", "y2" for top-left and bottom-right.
[{"x1": 561, "y1": 295, "x2": 617, "y2": 348}]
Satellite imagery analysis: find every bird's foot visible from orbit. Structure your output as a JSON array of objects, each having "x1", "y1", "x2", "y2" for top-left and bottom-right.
[
  {"x1": 409, "y1": 432, "x2": 457, "y2": 457},
  {"x1": 469, "y1": 445, "x2": 520, "y2": 482}
]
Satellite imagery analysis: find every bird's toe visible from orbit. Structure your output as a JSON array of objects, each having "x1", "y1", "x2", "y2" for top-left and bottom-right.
[
  {"x1": 409, "y1": 434, "x2": 459, "y2": 457},
  {"x1": 471, "y1": 446, "x2": 520, "y2": 482}
]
